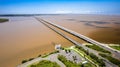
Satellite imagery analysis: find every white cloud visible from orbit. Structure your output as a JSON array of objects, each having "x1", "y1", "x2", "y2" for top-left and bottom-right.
[{"x1": 55, "y1": 10, "x2": 72, "y2": 14}]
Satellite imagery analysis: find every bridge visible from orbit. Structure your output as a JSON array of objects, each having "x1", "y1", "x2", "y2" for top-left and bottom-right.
[
  {"x1": 35, "y1": 17, "x2": 120, "y2": 60},
  {"x1": 35, "y1": 17, "x2": 118, "y2": 67}
]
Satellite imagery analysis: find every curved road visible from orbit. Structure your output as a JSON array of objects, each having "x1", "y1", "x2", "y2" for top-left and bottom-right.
[{"x1": 17, "y1": 53, "x2": 66, "y2": 67}]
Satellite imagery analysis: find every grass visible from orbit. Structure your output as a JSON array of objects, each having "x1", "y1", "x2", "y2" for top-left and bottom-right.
[
  {"x1": 22, "y1": 50, "x2": 59, "y2": 64},
  {"x1": 58, "y1": 55, "x2": 80, "y2": 67},
  {"x1": 99, "y1": 53, "x2": 120, "y2": 67},
  {"x1": 29, "y1": 60, "x2": 60, "y2": 67},
  {"x1": 85, "y1": 44, "x2": 111, "y2": 54},
  {"x1": 0, "y1": 18, "x2": 9, "y2": 23},
  {"x1": 74, "y1": 46, "x2": 105, "y2": 67},
  {"x1": 88, "y1": 53, "x2": 105, "y2": 67},
  {"x1": 71, "y1": 49, "x2": 97, "y2": 67},
  {"x1": 110, "y1": 45, "x2": 120, "y2": 51},
  {"x1": 83, "y1": 63, "x2": 96, "y2": 67},
  {"x1": 58, "y1": 55, "x2": 95, "y2": 67}
]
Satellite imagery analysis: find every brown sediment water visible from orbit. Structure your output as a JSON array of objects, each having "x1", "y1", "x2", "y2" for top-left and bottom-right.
[
  {"x1": 40, "y1": 14, "x2": 120, "y2": 44},
  {"x1": 0, "y1": 16, "x2": 73, "y2": 67},
  {"x1": 0, "y1": 14, "x2": 120, "y2": 67},
  {"x1": 89, "y1": 27, "x2": 120, "y2": 44}
]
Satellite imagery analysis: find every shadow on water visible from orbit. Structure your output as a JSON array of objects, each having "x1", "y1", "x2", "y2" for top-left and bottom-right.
[
  {"x1": 114, "y1": 22, "x2": 120, "y2": 24},
  {"x1": 79, "y1": 21, "x2": 111, "y2": 28},
  {"x1": 85, "y1": 22, "x2": 111, "y2": 28},
  {"x1": 66, "y1": 19, "x2": 111, "y2": 28},
  {"x1": 65, "y1": 19, "x2": 77, "y2": 21}
]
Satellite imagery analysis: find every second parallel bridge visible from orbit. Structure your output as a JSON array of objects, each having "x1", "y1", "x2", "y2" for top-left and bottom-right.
[{"x1": 36, "y1": 18, "x2": 120, "y2": 60}]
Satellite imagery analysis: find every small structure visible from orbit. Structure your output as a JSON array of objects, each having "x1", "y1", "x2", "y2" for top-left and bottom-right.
[
  {"x1": 55, "y1": 44, "x2": 61, "y2": 50},
  {"x1": 82, "y1": 61, "x2": 88, "y2": 64}
]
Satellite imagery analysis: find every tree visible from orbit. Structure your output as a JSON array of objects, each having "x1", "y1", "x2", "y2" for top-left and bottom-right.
[
  {"x1": 22, "y1": 59, "x2": 28, "y2": 63},
  {"x1": 38, "y1": 54, "x2": 41, "y2": 57},
  {"x1": 65, "y1": 49, "x2": 68, "y2": 54}
]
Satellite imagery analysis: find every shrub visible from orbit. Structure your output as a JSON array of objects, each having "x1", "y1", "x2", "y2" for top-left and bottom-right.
[
  {"x1": 89, "y1": 53, "x2": 105, "y2": 67},
  {"x1": 0, "y1": 18, "x2": 9, "y2": 23},
  {"x1": 30, "y1": 65, "x2": 36, "y2": 67},
  {"x1": 75, "y1": 46, "x2": 87, "y2": 53},
  {"x1": 28, "y1": 58, "x2": 34, "y2": 61},
  {"x1": 99, "y1": 53, "x2": 120, "y2": 67},
  {"x1": 30, "y1": 60, "x2": 60, "y2": 67},
  {"x1": 38, "y1": 54, "x2": 41, "y2": 57},
  {"x1": 22, "y1": 59, "x2": 28, "y2": 63}
]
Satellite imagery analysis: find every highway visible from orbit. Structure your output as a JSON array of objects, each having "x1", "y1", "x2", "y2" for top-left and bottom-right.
[
  {"x1": 36, "y1": 18, "x2": 120, "y2": 60},
  {"x1": 35, "y1": 17, "x2": 118, "y2": 67}
]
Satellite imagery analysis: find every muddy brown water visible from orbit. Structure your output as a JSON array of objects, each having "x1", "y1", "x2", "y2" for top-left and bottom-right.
[
  {"x1": 0, "y1": 16, "x2": 73, "y2": 67},
  {"x1": 0, "y1": 14, "x2": 120, "y2": 67},
  {"x1": 40, "y1": 14, "x2": 120, "y2": 44}
]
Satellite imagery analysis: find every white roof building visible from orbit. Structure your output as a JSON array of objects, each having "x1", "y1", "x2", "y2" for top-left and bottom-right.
[{"x1": 55, "y1": 44, "x2": 61, "y2": 50}]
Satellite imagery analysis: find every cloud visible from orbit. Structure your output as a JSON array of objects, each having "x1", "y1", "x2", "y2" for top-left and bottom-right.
[{"x1": 55, "y1": 10, "x2": 72, "y2": 14}]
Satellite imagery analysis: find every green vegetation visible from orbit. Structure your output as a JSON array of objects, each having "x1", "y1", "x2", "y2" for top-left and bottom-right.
[
  {"x1": 89, "y1": 53, "x2": 105, "y2": 67},
  {"x1": 75, "y1": 46, "x2": 105, "y2": 67},
  {"x1": 58, "y1": 55, "x2": 80, "y2": 67},
  {"x1": 28, "y1": 58, "x2": 34, "y2": 61},
  {"x1": 21, "y1": 58, "x2": 34, "y2": 64},
  {"x1": 75, "y1": 46, "x2": 88, "y2": 55},
  {"x1": 22, "y1": 59, "x2": 28, "y2": 63},
  {"x1": 82, "y1": 63, "x2": 96, "y2": 67},
  {"x1": 85, "y1": 44, "x2": 111, "y2": 54},
  {"x1": 22, "y1": 51, "x2": 59, "y2": 64},
  {"x1": 29, "y1": 60, "x2": 60, "y2": 67},
  {"x1": 0, "y1": 18, "x2": 9, "y2": 23},
  {"x1": 99, "y1": 53, "x2": 120, "y2": 67},
  {"x1": 38, "y1": 54, "x2": 41, "y2": 57},
  {"x1": 58, "y1": 55, "x2": 95, "y2": 67},
  {"x1": 110, "y1": 45, "x2": 120, "y2": 51}
]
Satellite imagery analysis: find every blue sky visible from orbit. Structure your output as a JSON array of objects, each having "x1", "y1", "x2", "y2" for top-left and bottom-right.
[{"x1": 0, "y1": 0, "x2": 120, "y2": 14}]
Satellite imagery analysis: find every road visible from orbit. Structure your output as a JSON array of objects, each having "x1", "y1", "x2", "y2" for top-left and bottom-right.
[
  {"x1": 17, "y1": 53, "x2": 66, "y2": 67},
  {"x1": 36, "y1": 18, "x2": 120, "y2": 60},
  {"x1": 35, "y1": 18, "x2": 118, "y2": 67},
  {"x1": 17, "y1": 46, "x2": 87, "y2": 67}
]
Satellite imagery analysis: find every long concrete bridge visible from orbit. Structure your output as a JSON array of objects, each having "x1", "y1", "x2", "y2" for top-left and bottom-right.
[
  {"x1": 35, "y1": 18, "x2": 118, "y2": 67},
  {"x1": 35, "y1": 17, "x2": 120, "y2": 60}
]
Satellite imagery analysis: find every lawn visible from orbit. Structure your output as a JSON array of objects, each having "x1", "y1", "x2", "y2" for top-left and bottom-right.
[
  {"x1": 29, "y1": 60, "x2": 60, "y2": 67},
  {"x1": 58, "y1": 54, "x2": 96, "y2": 67},
  {"x1": 74, "y1": 46, "x2": 105, "y2": 67},
  {"x1": 58, "y1": 55, "x2": 80, "y2": 67},
  {"x1": 99, "y1": 53, "x2": 120, "y2": 67},
  {"x1": 110, "y1": 46, "x2": 120, "y2": 51},
  {"x1": 0, "y1": 18, "x2": 9, "y2": 23},
  {"x1": 85, "y1": 44, "x2": 111, "y2": 54},
  {"x1": 83, "y1": 63, "x2": 96, "y2": 67}
]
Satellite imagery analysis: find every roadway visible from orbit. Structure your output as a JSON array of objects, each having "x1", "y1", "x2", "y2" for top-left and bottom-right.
[
  {"x1": 17, "y1": 52, "x2": 66, "y2": 67},
  {"x1": 36, "y1": 18, "x2": 120, "y2": 60},
  {"x1": 35, "y1": 17, "x2": 118, "y2": 67}
]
